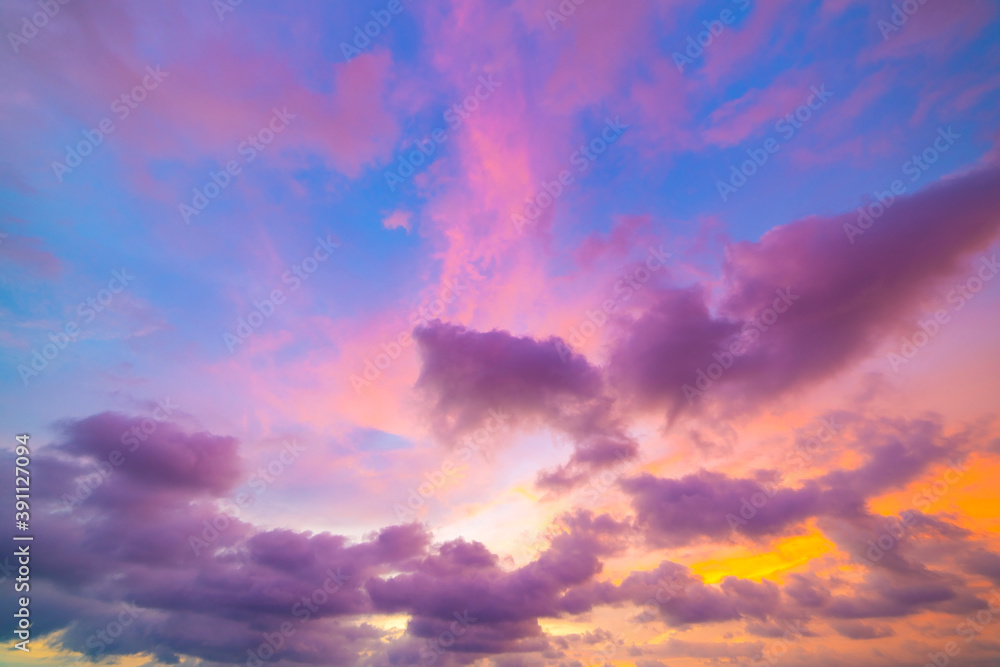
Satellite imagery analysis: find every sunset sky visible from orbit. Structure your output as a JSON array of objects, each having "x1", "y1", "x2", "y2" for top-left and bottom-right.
[{"x1": 2, "y1": 0, "x2": 1000, "y2": 666}]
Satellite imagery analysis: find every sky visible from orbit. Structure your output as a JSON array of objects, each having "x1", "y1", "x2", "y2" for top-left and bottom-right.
[{"x1": 2, "y1": 0, "x2": 1000, "y2": 665}]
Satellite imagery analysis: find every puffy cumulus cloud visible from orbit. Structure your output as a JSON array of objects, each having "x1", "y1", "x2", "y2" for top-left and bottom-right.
[
  {"x1": 367, "y1": 511, "x2": 631, "y2": 653},
  {"x1": 611, "y1": 418, "x2": 1000, "y2": 629},
  {"x1": 3, "y1": 414, "x2": 433, "y2": 664},
  {"x1": 607, "y1": 287, "x2": 741, "y2": 417},
  {"x1": 413, "y1": 163, "x2": 1000, "y2": 491},
  {"x1": 776, "y1": 510, "x2": 1000, "y2": 626},
  {"x1": 413, "y1": 320, "x2": 603, "y2": 435},
  {"x1": 623, "y1": 469, "x2": 822, "y2": 547},
  {"x1": 396, "y1": 297, "x2": 1000, "y2": 657},
  {"x1": 617, "y1": 416, "x2": 1000, "y2": 625},
  {"x1": 819, "y1": 570, "x2": 976, "y2": 621},
  {"x1": 609, "y1": 165, "x2": 1000, "y2": 418},
  {"x1": 3, "y1": 414, "x2": 637, "y2": 665},
  {"x1": 49, "y1": 411, "x2": 242, "y2": 497},
  {"x1": 623, "y1": 416, "x2": 966, "y2": 548},
  {"x1": 413, "y1": 321, "x2": 638, "y2": 491},
  {"x1": 616, "y1": 548, "x2": 997, "y2": 640},
  {"x1": 7, "y1": 411, "x2": 1000, "y2": 665},
  {"x1": 617, "y1": 561, "x2": 787, "y2": 628}
]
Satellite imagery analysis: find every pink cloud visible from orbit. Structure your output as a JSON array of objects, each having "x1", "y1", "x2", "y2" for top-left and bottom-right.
[
  {"x1": 863, "y1": 0, "x2": 997, "y2": 63},
  {"x1": 698, "y1": 0, "x2": 802, "y2": 87},
  {"x1": 700, "y1": 69, "x2": 823, "y2": 148},
  {"x1": 382, "y1": 210, "x2": 412, "y2": 233},
  {"x1": 0, "y1": 232, "x2": 62, "y2": 278}
]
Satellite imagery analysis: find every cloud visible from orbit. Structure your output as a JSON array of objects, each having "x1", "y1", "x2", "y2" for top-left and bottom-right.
[
  {"x1": 617, "y1": 560, "x2": 785, "y2": 628},
  {"x1": 413, "y1": 321, "x2": 638, "y2": 491},
  {"x1": 623, "y1": 416, "x2": 969, "y2": 548},
  {"x1": 7, "y1": 414, "x2": 632, "y2": 665},
  {"x1": 0, "y1": 232, "x2": 63, "y2": 278},
  {"x1": 50, "y1": 411, "x2": 242, "y2": 498},
  {"x1": 609, "y1": 165, "x2": 1000, "y2": 418},
  {"x1": 830, "y1": 620, "x2": 895, "y2": 639},
  {"x1": 10, "y1": 410, "x2": 1000, "y2": 665},
  {"x1": 623, "y1": 469, "x2": 820, "y2": 547},
  {"x1": 382, "y1": 209, "x2": 412, "y2": 233},
  {"x1": 6, "y1": 415, "x2": 429, "y2": 663}
]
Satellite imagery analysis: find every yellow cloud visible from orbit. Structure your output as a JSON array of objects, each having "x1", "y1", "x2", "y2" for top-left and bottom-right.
[{"x1": 691, "y1": 530, "x2": 835, "y2": 584}]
